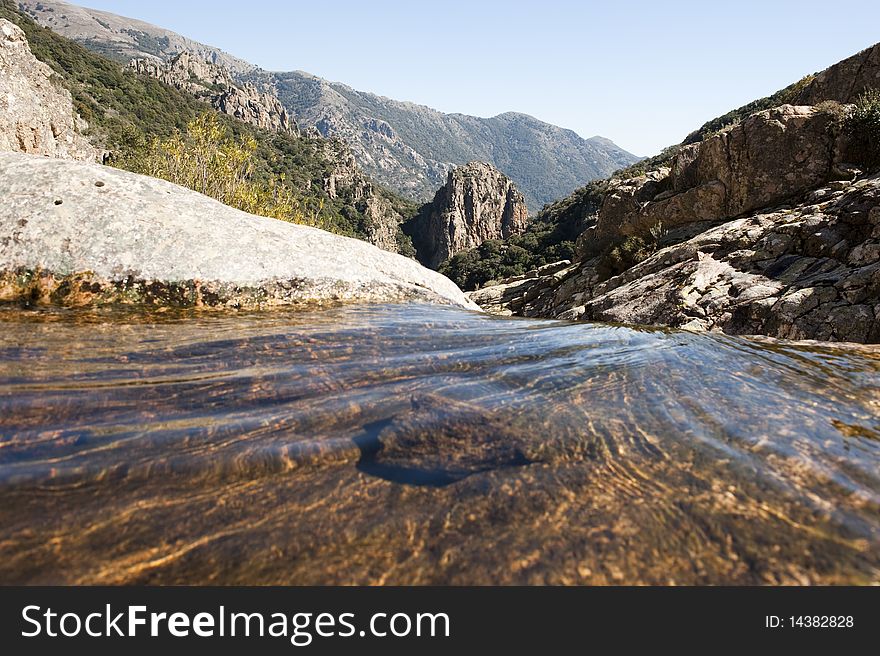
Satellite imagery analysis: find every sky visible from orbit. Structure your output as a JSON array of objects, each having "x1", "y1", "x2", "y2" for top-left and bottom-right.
[{"x1": 77, "y1": 0, "x2": 880, "y2": 156}]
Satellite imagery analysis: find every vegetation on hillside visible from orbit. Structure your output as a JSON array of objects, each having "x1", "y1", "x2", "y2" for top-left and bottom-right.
[
  {"x1": 0, "y1": 0, "x2": 402, "y2": 240},
  {"x1": 844, "y1": 90, "x2": 880, "y2": 172},
  {"x1": 118, "y1": 113, "x2": 323, "y2": 227}
]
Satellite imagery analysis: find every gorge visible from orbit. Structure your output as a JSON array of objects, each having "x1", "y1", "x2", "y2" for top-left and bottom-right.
[{"x1": 0, "y1": 1, "x2": 878, "y2": 586}]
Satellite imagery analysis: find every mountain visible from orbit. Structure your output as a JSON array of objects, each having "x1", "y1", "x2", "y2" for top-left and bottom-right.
[
  {"x1": 16, "y1": 0, "x2": 253, "y2": 73},
  {"x1": 18, "y1": 0, "x2": 639, "y2": 210}
]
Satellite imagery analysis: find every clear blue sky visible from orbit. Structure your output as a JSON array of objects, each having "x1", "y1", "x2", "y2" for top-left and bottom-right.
[{"x1": 80, "y1": 0, "x2": 880, "y2": 156}]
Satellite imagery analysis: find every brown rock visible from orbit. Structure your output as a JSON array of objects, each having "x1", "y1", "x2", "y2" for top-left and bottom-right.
[
  {"x1": 792, "y1": 43, "x2": 880, "y2": 105},
  {"x1": 406, "y1": 162, "x2": 529, "y2": 268}
]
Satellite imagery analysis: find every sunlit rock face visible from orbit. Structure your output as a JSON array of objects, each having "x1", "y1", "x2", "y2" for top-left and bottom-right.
[
  {"x1": 0, "y1": 19, "x2": 96, "y2": 161},
  {"x1": 406, "y1": 162, "x2": 529, "y2": 269},
  {"x1": 0, "y1": 151, "x2": 476, "y2": 310}
]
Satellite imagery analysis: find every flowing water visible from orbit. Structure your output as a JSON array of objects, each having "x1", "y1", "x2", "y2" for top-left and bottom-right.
[{"x1": 0, "y1": 303, "x2": 878, "y2": 585}]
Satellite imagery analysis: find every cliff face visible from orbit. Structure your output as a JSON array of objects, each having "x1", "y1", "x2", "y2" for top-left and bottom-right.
[
  {"x1": 406, "y1": 162, "x2": 529, "y2": 269},
  {"x1": 320, "y1": 143, "x2": 407, "y2": 254},
  {"x1": 129, "y1": 53, "x2": 296, "y2": 135},
  {"x1": 0, "y1": 19, "x2": 95, "y2": 160}
]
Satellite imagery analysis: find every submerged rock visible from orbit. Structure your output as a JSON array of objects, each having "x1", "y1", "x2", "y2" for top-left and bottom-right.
[{"x1": 0, "y1": 151, "x2": 477, "y2": 310}]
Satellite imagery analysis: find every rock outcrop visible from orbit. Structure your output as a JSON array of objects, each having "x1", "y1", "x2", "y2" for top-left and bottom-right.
[
  {"x1": 405, "y1": 162, "x2": 529, "y2": 269},
  {"x1": 792, "y1": 42, "x2": 880, "y2": 105},
  {"x1": 579, "y1": 105, "x2": 852, "y2": 260},
  {"x1": 475, "y1": 174, "x2": 880, "y2": 342},
  {"x1": 560, "y1": 176, "x2": 880, "y2": 343},
  {"x1": 471, "y1": 102, "x2": 880, "y2": 343},
  {"x1": 320, "y1": 143, "x2": 406, "y2": 253},
  {"x1": 0, "y1": 151, "x2": 476, "y2": 310},
  {"x1": 0, "y1": 19, "x2": 95, "y2": 161},
  {"x1": 129, "y1": 53, "x2": 295, "y2": 135}
]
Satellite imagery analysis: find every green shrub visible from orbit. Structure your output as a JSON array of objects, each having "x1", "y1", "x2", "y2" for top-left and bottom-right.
[
  {"x1": 117, "y1": 113, "x2": 324, "y2": 226},
  {"x1": 843, "y1": 89, "x2": 880, "y2": 172}
]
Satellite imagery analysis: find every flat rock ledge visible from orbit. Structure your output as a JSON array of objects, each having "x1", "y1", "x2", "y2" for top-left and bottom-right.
[{"x1": 0, "y1": 152, "x2": 477, "y2": 311}]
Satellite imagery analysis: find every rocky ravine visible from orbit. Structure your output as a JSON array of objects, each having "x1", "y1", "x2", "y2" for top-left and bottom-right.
[
  {"x1": 471, "y1": 103, "x2": 880, "y2": 342},
  {"x1": 405, "y1": 162, "x2": 529, "y2": 269},
  {"x1": 0, "y1": 19, "x2": 94, "y2": 160},
  {"x1": 0, "y1": 152, "x2": 476, "y2": 310}
]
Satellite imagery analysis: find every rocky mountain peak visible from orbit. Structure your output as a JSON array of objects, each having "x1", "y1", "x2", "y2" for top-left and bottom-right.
[
  {"x1": 405, "y1": 162, "x2": 529, "y2": 269},
  {"x1": 0, "y1": 18, "x2": 95, "y2": 160},
  {"x1": 128, "y1": 53, "x2": 297, "y2": 135}
]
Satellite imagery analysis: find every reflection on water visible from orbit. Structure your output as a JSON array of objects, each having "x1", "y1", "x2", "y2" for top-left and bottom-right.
[{"x1": 0, "y1": 304, "x2": 878, "y2": 584}]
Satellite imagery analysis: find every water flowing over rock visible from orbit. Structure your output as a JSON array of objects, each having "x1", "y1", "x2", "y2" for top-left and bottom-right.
[
  {"x1": 0, "y1": 19, "x2": 95, "y2": 161},
  {"x1": 0, "y1": 151, "x2": 476, "y2": 310},
  {"x1": 405, "y1": 162, "x2": 529, "y2": 269},
  {"x1": 129, "y1": 52, "x2": 296, "y2": 135}
]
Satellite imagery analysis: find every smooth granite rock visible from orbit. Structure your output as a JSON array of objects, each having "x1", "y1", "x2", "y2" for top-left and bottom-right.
[{"x1": 0, "y1": 151, "x2": 478, "y2": 310}]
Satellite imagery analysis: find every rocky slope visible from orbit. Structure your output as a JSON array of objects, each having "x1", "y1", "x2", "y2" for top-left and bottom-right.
[
  {"x1": 0, "y1": 18, "x2": 94, "y2": 160},
  {"x1": 0, "y1": 151, "x2": 475, "y2": 310},
  {"x1": 129, "y1": 53, "x2": 295, "y2": 134},
  {"x1": 319, "y1": 143, "x2": 413, "y2": 254},
  {"x1": 404, "y1": 162, "x2": 529, "y2": 269},
  {"x1": 792, "y1": 42, "x2": 880, "y2": 105},
  {"x1": 20, "y1": 0, "x2": 639, "y2": 210},
  {"x1": 470, "y1": 41, "x2": 880, "y2": 344}
]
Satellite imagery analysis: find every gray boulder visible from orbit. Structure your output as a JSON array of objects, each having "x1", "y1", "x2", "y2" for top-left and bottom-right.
[{"x1": 0, "y1": 151, "x2": 477, "y2": 310}]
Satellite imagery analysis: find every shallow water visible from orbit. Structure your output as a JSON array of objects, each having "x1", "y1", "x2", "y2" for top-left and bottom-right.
[{"x1": 0, "y1": 303, "x2": 878, "y2": 584}]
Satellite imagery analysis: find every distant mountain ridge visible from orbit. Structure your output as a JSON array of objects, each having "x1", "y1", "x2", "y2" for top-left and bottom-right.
[{"x1": 19, "y1": 0, "x2": 639, "y2": 210}]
